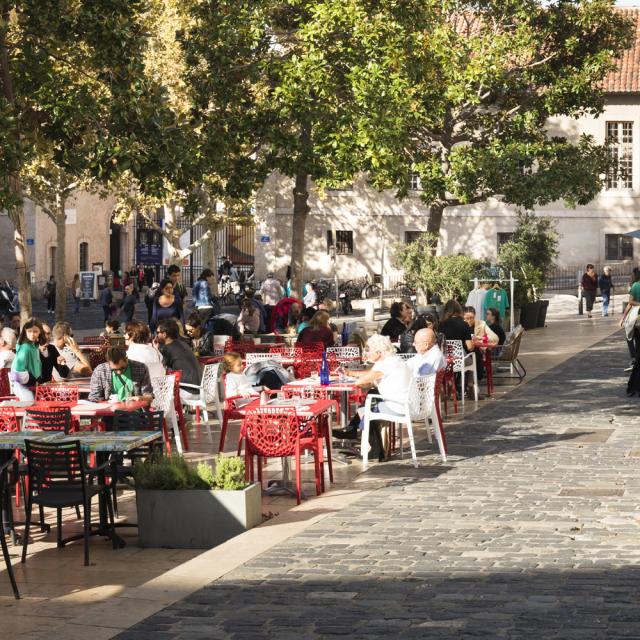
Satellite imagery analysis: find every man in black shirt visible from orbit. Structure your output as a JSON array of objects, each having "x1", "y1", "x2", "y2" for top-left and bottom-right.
[{"x1": 156, "y1": 318, "x2": 202, "y2": 400}]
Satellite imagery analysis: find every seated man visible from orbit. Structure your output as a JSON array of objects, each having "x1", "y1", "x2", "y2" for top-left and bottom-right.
[
  {"x1": 184, "y1": 312, "x2": 215, "y2": 357},
  {"x1": 407, "y1": 328, "x2": 445, "y2": 376},
  {"x1": 39, "y1": 323, "x2": 70, "y2": 382},
  {"x1": 88, "y1": 346, "x2": 153, "y2": 402},
  {"x1": 51, "y1": 322, "x2": 92, "y2": 377},
  {"x1": 155, "y1": 318, "x2": 203, "y2": 401}
]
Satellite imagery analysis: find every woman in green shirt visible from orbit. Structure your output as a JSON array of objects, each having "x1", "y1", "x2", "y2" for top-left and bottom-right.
[
  {"x1": 9, "y1": 317, "x2": 43, "y2": 401},
  {"x1": 620, "y1": 268, "x2": 640, "y2": 369}
]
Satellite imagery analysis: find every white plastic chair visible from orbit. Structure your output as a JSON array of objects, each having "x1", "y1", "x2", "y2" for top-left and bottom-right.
[
  {"x1": 397, "y1": 353, "x2": 414, "y2": 361},
  {"x1": 180, "y1": 363, "x2": 222, "y2": 443},
  {"x1": 445, "y1": 339, "x2": 478, "y2": 403},
  {"x1": 362, "y1": 375, "x2": 439, "y2": 470},
  {"x1": 245, "y1": 353, "x2": 284, "y2": 365},
  {"x1": 150, "y1": 374, "x2": 183, "y2": 454}
]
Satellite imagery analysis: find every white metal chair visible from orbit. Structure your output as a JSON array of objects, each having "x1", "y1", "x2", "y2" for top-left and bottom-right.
[
  {"x1": 326, "y1": 346, "x2": 361, "y2": 360},
  {"x1": 362, "y1": 375, "x2": 440, "y2": 469},
  {"x1": 245, "y1": 352, "x2": 284, "y2": 365},
  {"x1": 180, "y1": 363, "x2": 222, "y2": 443},
  {"x1": 445, "y1": 339, "x2": 478, "y2": 403},
  {"x1": 150, "y1": 374, "x2": 183, "y2": 454}
]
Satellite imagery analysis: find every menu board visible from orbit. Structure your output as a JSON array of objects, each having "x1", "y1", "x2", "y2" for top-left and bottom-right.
[{"x1": 79, "y1": 271, "x2": 96, "y2": 299}]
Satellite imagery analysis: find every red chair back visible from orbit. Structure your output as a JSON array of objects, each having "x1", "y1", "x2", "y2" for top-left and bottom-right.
[
  {"x1": 0, "y1": 368, "x2": 12, "y2": 398},
  {"x1": 243, "y1": 407, "x2": 300, "y2": 458},
  {"x1": 35, "y1": 385, "x2": 80, "y2": 404},
  {"x1": 88, "y1": 350, "x2": 107, "y2": 370},
  {"x1": 25, "y1": 406, "x2": 72, "y2": 433},
  {"x1": 0, "y1": 406, "x2": 18, "y2": 432},
  {"x1": 79, "y1": 336, "x2": 107, "y2": 346}
]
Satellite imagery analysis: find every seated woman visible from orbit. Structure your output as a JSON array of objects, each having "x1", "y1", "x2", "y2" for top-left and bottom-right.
[
  {"x1": 296, "y1": 306, "x2": 316, "y2": 334},
  {"x1": 380, "y1": 301, "x2": 413, "y2": 343},
  {"x1": 398, "y1": 312, "x2": 438, "y2": 354},
  {"x1": 333, "y1": 334, "x2": 413, "y2": 461},
  {"x1": 296, "y1": 310, "x2": 335, "y2": 349},
  {"x1": 440, "y1": 300, "x2": 474, "y2": 352},
  {"x1": 237, "y1": 299, "x2": 261, "y2": 335},
  {"x1": 124, "y1": 320, "x2": 165, "y2": 379},
  {"x1": 485, "y1": 308, "x2": 506, "y2": 346},
  {"x1": 463, "y1": 306, "x2": 499, "y2": 345},
  {"x1": 39, "y1": 323, "x2": 70, "y2": 382},
  {"x1": 10, "y1": 318, "x2": 43, "y2": 401}
]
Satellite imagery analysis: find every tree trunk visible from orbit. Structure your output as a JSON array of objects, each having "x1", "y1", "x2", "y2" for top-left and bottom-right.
[
  {"x1": 289, "y1": 170, "x2": 310, "y2": 299},
  {"x1": 163, "y1": 203, "x2": 184, "y2": 267},
  {"x1": 0, "y1": 4, "x2": 30, "y2": 323},
  {"x1": 10, "y1": 200, "x2": 32, "y2": 323},
  {"x1": 54, "y1": 196, "x2": 67, "y2": 322},
  {"x1": 426, "y1": 202, "x2": 446, "y2": 255},
  {"x1": 204, "y1": 215, "x2": 219, "y2": 296}
]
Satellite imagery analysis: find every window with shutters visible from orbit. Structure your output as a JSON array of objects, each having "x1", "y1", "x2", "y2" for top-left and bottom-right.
[
  {"x1": 79, "y1": 242, "x2": 89, "y2": 272},
  {"x1": 606, "y1": 122, "x2": 633, "y2": 190},
  {"x1": 326, "y1": 230, "x2": 353, "y2": 255},
  {"x1": 605, "y1": 234, "x2": 633, "y2": 261}
]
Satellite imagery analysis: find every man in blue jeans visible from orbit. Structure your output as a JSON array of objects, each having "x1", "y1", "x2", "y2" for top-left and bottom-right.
[{"x1": 598, "y1": 266, "x2": 613, "y2": 317}]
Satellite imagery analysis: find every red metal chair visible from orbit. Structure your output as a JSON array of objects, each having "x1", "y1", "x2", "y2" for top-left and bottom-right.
[
  {"x1": 0, "y1": 368, "x2": 16, "y2": 401},
  {"x1": 281, "y1": 387, "x2": 335, "y2": 486},
  {"x1": 224, "y1": 338, "x2": 255, "y2": 357},
  {"x1": 442, "y1": 356, "x2": 458, "y2": 416},
  {"x1": 35, "y1": 385, "x2": 79, "y2": 404},
  {"x1": 88, "y1": 349, "x2": 107, "y2": 370},
  {"x1": 433, "y1": 369, "x2": 449, "y2": 456},
  {"x1": 166, "y1": 369, "x2": 189, "y2": 451},
  {"x1": 0, "y1": 406, "x2": 18, "y2": 433},
  {"x1": 242, "y1": 406, "x2": 324, "y2": 505},
  {"x1": 268, "y1": 345, "x2": 303, "y2": 360}
]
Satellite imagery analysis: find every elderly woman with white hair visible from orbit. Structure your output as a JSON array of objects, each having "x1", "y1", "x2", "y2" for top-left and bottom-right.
[
  {"x1": 0, "y1": 326, "x2": 16, "y2": 368},
  {"x1": 333, "y1": 333, "x2": 412, "y2": 461}
]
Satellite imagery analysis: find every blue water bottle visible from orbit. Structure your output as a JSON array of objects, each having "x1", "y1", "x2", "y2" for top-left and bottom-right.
[{"x1": 320, "y1": 353, "x2": 330, "y2": 386}]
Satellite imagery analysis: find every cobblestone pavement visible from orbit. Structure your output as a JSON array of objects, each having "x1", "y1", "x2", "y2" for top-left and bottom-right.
[{"x1": 116, "y1": 332, "x2": 640, "y2": 640}]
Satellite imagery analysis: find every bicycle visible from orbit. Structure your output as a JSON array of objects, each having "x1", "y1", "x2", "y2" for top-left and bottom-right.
[{"x1": 341, "y1": 276, "x2": 380, "y2": 299}]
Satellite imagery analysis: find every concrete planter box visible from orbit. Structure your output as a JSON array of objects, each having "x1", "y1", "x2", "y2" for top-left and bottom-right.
[{"x1": 136, "y1": 482, "x2": 262, "y2": 549}]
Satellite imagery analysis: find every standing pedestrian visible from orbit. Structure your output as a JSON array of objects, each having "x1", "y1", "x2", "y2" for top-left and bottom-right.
[
  {"x1": 167, "y1": 264, "x2": 188, "y2": 309},
  {"x1": 598, "y1": 266, "x2": 613, "y2": 317},
  {"x1": 71, "y1": 273, "x2": 81, "y2": 314},
  {"x1": 43, "y1": 276, "x2": 56, "y2": 314},
  {"x1": 99, "y1": 284, "x2": 113, "y2": 323},
  {"x1": 581, "y1": 264, "x2": 598, "y2": 319},
  {"x1": 620, "y1": 268, "x2": 640, "y2": 371},
  {"x1": 121, "y1": 284, "x2": 137, "y2": 322}
]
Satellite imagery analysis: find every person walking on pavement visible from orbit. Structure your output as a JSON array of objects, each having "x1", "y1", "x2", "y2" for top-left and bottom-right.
[
  {"x1": 99, "y1": 284, "x2": 114, "y2": 323},
  {"x1": 44, "y1": 276, "x2": 56, "y2": 314},
  {"x1": 71, "y1": 273, "x2": 81, "y2": 314},
  {"x1": 581, "y1": 264, "x2": 598, "y2": 319},
  {"x1": 120, "y1": 284, "x2": 137, "y2": 322},
  {"x1": 599, "y1": 266, "x2": 613, "y2": 317}
]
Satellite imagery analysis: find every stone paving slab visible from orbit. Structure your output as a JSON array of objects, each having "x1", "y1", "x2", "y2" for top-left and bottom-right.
[{"x1": 112, "y1": 331, "x2": 640, "y2": 639}]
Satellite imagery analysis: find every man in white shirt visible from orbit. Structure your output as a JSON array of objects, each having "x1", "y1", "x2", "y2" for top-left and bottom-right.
[
  {"x1": 407, "y1": 328, "x2": 445, "y2": 376},
  {"x1": 0, "y1": 327, "x2": 16, "y2": 368},
  {"x1": 259, "y1": 274, "x2": 284, "y2": 306}
]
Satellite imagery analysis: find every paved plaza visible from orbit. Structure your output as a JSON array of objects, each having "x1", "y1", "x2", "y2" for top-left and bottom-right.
[{"x1": 112, "y1": 330, "x2": 640, "y2": 640}]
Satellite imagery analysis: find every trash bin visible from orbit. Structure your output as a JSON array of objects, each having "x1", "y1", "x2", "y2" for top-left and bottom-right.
[{"x1": 536, "y1": 299, "x2": 549, "y2": 328}]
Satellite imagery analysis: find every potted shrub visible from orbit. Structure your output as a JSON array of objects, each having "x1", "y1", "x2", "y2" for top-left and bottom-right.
[
  {"x1": 498, "y1": 211, "x2": 558, "y2": 330},
  {"x1": 135, "y1": 454, "x2": 262, "y2": 549}
]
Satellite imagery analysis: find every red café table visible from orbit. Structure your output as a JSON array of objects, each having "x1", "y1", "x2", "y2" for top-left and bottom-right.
[
  {"x1": 282, "y1": 377, "x2": 361, "y2": 429},
  {"x1": 242, "y1": 396, "x2": 336, "y2": 498},
  {"x1": 1, "y1": 398, "x2": 150, "y2": 424}
]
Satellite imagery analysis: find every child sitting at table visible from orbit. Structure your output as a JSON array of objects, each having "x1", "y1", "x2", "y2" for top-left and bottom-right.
[{"x1": 222, "y1": 352, "x2": 261, "y2": 406}]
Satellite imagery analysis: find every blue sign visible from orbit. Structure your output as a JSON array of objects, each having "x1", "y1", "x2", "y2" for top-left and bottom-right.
[
  {"x1": 26, "y1": 238, "x2": 34, "y2": 246},
  {"x1": 260, "y1": 235, "x2": 270, "y2": 243}
]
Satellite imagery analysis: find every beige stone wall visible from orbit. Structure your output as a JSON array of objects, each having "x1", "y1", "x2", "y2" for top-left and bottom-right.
[{"x1": 254, "y1": 95, "x2": 640, "y2": 279}]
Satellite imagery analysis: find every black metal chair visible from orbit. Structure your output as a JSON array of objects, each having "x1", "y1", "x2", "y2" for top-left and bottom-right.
[
  {"x1": 22, "y1": 439, "x2": 116, "y2": 567},
  {"x1": 0, "y1": 456, "x2": 19, "y2": 598},
  {"x1": 23, "y1": 406, "x2": 73, "y2": 527},
  {"x1": 24, "y1": 406, "x2": 72, "y2": 433},
  {"x1": 110, "y1": 410, "x2": 164, "y2": 517}
]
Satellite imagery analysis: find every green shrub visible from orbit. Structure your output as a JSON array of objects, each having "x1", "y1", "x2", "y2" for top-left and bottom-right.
[
  {"x1": 213, "y1": 454, "x2": 248, "y2": 490},
  {"x1": 134, "y1": 453, "x2": 249, "y2": 491}
]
